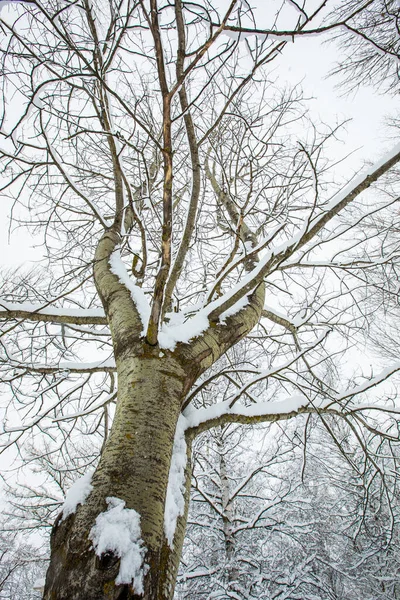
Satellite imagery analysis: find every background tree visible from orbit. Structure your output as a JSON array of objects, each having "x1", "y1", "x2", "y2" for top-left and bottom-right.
[
  {"x1": 1, "y1": 0, "x2": 400, "y2": 599},
  {"x1": 0, "y1": 529, "x2": 47, "y2": 600},
  {"x1": 177, "y1": 416, "x2": 400, "y2": 600}
]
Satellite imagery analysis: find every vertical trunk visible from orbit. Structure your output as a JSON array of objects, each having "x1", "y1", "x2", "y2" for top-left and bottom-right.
[
  {"x1": 218, "y1": 430, "x2": 239, "y2": 590},
  {"x1": 44, "y1": 351, "x2": 188, "y2": 600}
]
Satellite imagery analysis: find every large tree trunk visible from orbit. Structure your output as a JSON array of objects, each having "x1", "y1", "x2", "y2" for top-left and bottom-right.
[
  {"x1": 43, "y1": 351, "x2": 190, "y2": 600},
  {"x1": 43, "y1": 230, "x2": 265, "y2": 600}
]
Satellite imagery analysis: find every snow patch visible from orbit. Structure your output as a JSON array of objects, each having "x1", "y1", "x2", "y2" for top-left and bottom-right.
[
  {"x1": 337, "y1": 362, "x2": 400, "y2": 401},
  {"x1": 158, "y1": 291, "x2": 253, "y2": 351},
  {"x1": 164, "y1": 417, "x2": 188, "y2": 547},
  {"x1": 219, "y1": 295, "x2": 249, "y2": 322},
  {"x1": 33, "y1": 577, "x2": 45, "y2": 591},
  {"x1": 223, "y1": 29, "x2": 267, "y2": 41},
  {"x1": 159, "y1": 311, "x2": 210, "y2": 351},
  {"x1": 109, "y1": 250, "x2": 150, "y2": 335},
  {"x1": 89, "y1": 497, "x2": 147, "y2": 593},
  {"x1": 313, "y1": 141, "x2": 400, "y2": 226},
  {"x1": 61, "y1": 471, "x2": 93, "y2": 520}
]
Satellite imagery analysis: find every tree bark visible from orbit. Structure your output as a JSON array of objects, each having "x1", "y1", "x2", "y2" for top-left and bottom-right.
[
  {"x1": 218, "y1": 429, "x2": 240, "y2": 590},
  {"x1": 43, "y1": 352, "x2": 188, "y2": 600}
]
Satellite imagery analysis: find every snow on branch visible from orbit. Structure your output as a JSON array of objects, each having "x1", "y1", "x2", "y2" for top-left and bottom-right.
[
  {"x1": 261, "y1": 305, "x2": 298, "y2": 332},
  {"x1": 335, "y1": 362, "x2": 400, "y2": 404},
  {"x1": 0, "y1": 301, "x2": 107, "y2": 325},
  {"x1": 184, "y1": 362, "x2": 400, "y2": 436},
  {"x1": 221, "y1": 23, "x2": 343, "y2": 42},
  {"x1": 7, "y1": 356, "x2": 116, "y2": 374},
  {"x1": 184, "y1": 395, "x2": 310, "y2": 433},
  {"x1": 157, "y1": 293, "x2": 252, "y2": 351},
  {"x1": 164, "y1": 366, "x2": 400, "y2": 548},
  {"x1": 53, "y1": 391, "x2": 117, "y2": 422},
  {"x1": 109, "y1": 250, "x2": 150, "y2": 336},
  {"x1": 204, "y1": 143, "x2": 400, "y2": 321},
  {"x1": 176, "y1": 567, "x2": 219, "y2": 583},
  {"x1": 304, "y1": 142, "x2": 400, "y2": 242}
]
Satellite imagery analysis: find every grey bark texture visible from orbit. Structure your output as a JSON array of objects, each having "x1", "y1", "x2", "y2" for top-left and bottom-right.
[{"x1": 43, "y1": 228, "x2": 266, "y2": 599}]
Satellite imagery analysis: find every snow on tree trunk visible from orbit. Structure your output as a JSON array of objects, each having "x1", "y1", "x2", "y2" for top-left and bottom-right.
[{"x1": 43, "y1": 353, "x2": 188, "y2": 600}]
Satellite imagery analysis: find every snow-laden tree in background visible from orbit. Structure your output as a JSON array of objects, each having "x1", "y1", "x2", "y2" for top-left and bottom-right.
[
  {"x1": 0, "y1": 530, "x2": 47, "y2": 600},
  {"x1": 1, "y1": 0, "x2": 400, "y2": 598},
  {"x1": 177, "y1": 418, "x2": 400, "y2": 599}
]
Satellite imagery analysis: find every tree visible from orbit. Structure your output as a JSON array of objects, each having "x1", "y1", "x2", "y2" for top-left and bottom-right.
[
  {"x1": 1, "y1": 0, "x2": 400, "y2": 598},
  {"x1": 178, "y1": 418, "x2": 400, "y2": 599},
  {"x1": 0, "y1": 529, "x2": 47, "y2": 600}
]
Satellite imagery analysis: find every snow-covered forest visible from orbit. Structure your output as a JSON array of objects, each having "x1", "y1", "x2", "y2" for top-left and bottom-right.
[{"x1": 0, "y1": 0, "x2": 400, "y2": 598}]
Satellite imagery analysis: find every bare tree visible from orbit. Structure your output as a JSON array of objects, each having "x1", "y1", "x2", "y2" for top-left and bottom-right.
[
  {"x1": 0, "y1": 529, "x2": 47, "y2": 600},
  {"x1": 1, "y1": 0, "x2": 400, "y2": 598},
  {"x1": 329, "y1": 0, "x2": 400, "y2": 93},
  {"x1": 178, "y1": 416, "x2": 400, "y2": 599}
]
